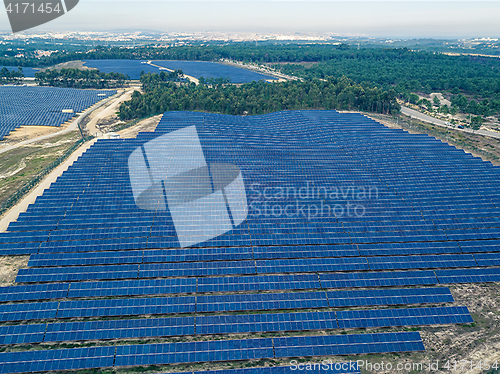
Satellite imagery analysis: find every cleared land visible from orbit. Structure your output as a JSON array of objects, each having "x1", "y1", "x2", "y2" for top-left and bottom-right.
[{"x1": 0, "y1": 130, "x2": 81, "y2": 206}]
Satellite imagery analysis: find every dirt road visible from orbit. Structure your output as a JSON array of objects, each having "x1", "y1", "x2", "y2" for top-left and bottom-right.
[
  {"x1": 86, "y1": 87, "x2": 137, "y2": 136},
  {"x1": 401, "y1": 106, "x2": 500, "y2": 140}
]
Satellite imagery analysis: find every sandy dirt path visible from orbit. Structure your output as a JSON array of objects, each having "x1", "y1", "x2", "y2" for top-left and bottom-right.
[{"x1": 86, "y1": 87, "x2": 137, "y2": 136}]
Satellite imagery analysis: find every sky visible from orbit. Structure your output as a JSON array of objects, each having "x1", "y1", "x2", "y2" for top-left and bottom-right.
[{"x1": 1, "y1": 1, "x2": 500, "y2": 38}]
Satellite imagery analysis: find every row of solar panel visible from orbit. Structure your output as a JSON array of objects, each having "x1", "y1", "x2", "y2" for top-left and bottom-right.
[
  {"x1": 8, "y1": 212, "x2": 500, "y2": 232},
  {"x1": 3, "y1": 268, "x2": 500, "y2": 303},
  {"x1": 5, "y1": 214, "x2": 500, "y2": 233},
  {"x1": 9, "y1": 205, "x2": 500, "y2": 225},
  {"x1": 0, "y1": 288, "x2": 453, "y2": 322},
  {"x1": 24, "y1": 239, "x2": 500, "y2": 267},
  {"x1": 17, "y1": 253, "x2": 500, "y2": 282},
  {"x1": 4, "y1": 232, "x2": 500, "y2": 256},
  {"x1": 0, "y1": 87, "x2": 116, "y2": 140},
  {"x1": 0, "y1": 306, "x2": 471, "y2": 345},
  {"x1": 0, "y1": 332, "x2": 423, "y2": 373}
]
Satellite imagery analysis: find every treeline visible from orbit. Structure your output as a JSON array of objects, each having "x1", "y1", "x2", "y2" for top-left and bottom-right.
[
  {"x1": 35, "y1": 68, "x2": 129, "y2": 88},
  {"x1": 450, "y1": 94, "x2": 500, "y2": 117},
  {"x1": 276, "y1": 48, "x2": 500, "y2": 117},
  {"x1": 0, "y1": 67, "x2": 24, "y2": 83},
  {"x1": 119, "y1": 73, "x2": 399, "y2": 120},
  {"x1": 6, "y1": 43, "x2": 500, "y2": 116},
  {"x1": 0, "y1": 44, "x2": 356, "y2": 68}
]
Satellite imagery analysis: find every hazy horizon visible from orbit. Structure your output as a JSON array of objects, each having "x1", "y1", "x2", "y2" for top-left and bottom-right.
[{"x1": 1, "y1": 1, "x2": 500, "y2": 39}]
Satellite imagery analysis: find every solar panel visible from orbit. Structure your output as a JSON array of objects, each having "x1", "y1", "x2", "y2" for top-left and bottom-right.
[
  {"x1": 57, "y1": 296, "x2": 195, "y2": 318},
  {"x1": 436, "y1": 267, "x2": 500, "y2": 284},
  {"x1": 357, "y1": 241, "x2": 462, "y2": 256},
  {"x1": 1, "y1": 109, "x2": 499, "y2": 372},
  {"x1": 28, "y1": 250, "x2": 144, "y2": 267},
  {"x1": 196, "y1": 311, "x2": 338, "y2": 335},
  {"x1": 367, "y1": 254, "x2": 477, "y2": 270},
  {"x1": 273, "y1": 332, "x2": 424, "y2": 357},
  {"x1": 139, "y1": 261, "x2": 256, "y2": 278},
  {"x1": 196, "y1": 292, "x2": 329, "y2": 312},
  {"x1": 0, "y1": 324, "x2": 45, "y2": 345},
  {"x1": 152, "y1": 60, "x2": 277, "y2": 83},
  {"x1": 67, "y1": 278, "x2": 197, "y2": 298},
  {"x1": 45, "y1": 316, "x2": 194, "y2": 342},
  {"x1": 458, "y1": 239, "x2": 500, "y2": 253},
  {"x1": 114, "y1": 338, "x2": 275, "y2": 366},
  {"x1": 143, "y1": 247, "x2": 254, "y2": 262},
  {"x1": 0, "y1": 283, "x2": 69, "y2": 302},
  {"x1": 474, "y1": 253, "x2": 500, "y2": 267},
  {"x1": 0, "y1": 346, "x2": 115, "y2": 373},
  {"x1": 256, "y1": 258, "x2": 369, "y2": 273},
  {"x1": 16, "y1": 264, "x2": 139, "y2": 283},
  {"x1": 0, "y1": 301, "x2": 58, "y2": 322},
  {"x1": 198, "y1": 274, "x2": 320, "y2": 292},
  {"x1": 252, "y1": 244, "x2": 359, "y2": 259},
  {"x1": 336, "y1": 306, "x2": 473, "y2": 328},
  {"x1": 327, "y1": 287, "x2": 454, "y2": 307},
  {"x1": 319, "y1": 270, "x2": 438, "y2": 288},
  {"x1": 0, "y1": 87, "x2": 116, "y2": 140}
]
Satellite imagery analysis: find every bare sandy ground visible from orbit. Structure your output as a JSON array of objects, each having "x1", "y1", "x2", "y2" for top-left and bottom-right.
[
  {"x1": 86, "y1": 88, "x2": 137, "y2": 136},
  {"x1": 0, "y1": 138, "x2": 97, "y2": 232},
  {"x1": 118, "y1": 114, "x2": 162, "y2": 138},
  {"x1": 42, "y1": 60, "x2": 95, "y2": 71},
  {"x1": 0, "y1": 125, "x2": 68, "y2": 145},
  {"x1": 0, "y1": 256, "x2": 29, "y2": 287}
]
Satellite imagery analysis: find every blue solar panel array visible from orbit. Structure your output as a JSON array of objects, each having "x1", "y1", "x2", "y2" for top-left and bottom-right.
[
  {"x1": 83, "y1": 60, "x2": 162, "y2": 79},
  {"x1": 1, "y1": 66, "x2": 39, "y2": 77},
  {"x1": 326, "y1": 287, "x2": 454, "y2": 307},
  {"x1": 336, "y1": 306, "x2": 472, "y2": 328},
  {"x1": 0, "y1": 287, "x2": 456, "y2": 325},
  {"x1": 0, "y1": 346, "x2": 115, "y2": 373},
  {"x1": 0, "y1": 305, "x2": 473, "y2": 346},
  {"x1": 273, "y1": 332, "x2": 424, "y2": 357},
  {"x1": 0, "y1": 86, "x2": 116, "y2": 140},
  {"x1": 0, "y1": 109, "x2": 496, "y2": 372},
  {"x1": 153, "y1": 60, "x2": 277, "y2": 83},
  {"x1": 81, "y1": 60, "x2": 276, "y2": 82}
]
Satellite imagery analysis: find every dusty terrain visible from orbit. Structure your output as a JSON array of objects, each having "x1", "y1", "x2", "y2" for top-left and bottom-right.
[
  {"x1": 85, "y1": 88, "x2": 137, "y2": 136},
  {"x1": 117, "y1": 114, "x2": 162, "y2": 138},
  {"x1": 42, "y1": 60, "x2": 95, "y2": 72},
  {"x1": 0, "y1": 131, "x2": 81, "y2": 207},
  {"x1": 0, "y1": 122, "x2": 73, "y2": 148},
  {"x1": 0, "y1": 256, "x2": 29, "y2": 287}
]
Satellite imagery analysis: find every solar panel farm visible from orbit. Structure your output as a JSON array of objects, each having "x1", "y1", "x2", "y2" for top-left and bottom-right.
[
  {"x1": 0, "y1": 106, "x2": 498, "y2": 373},
  {"x1": 1, "y1": 46, "x2": 500, "y2": 374},
  {"x1": 81, "y1": 60, "x2": 277, "y2": 82},
  {"x1": 0, "y1": 86, "x2": 116, "y2": 141}
]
